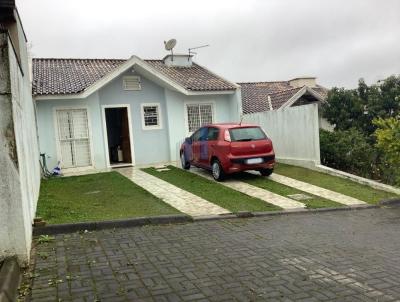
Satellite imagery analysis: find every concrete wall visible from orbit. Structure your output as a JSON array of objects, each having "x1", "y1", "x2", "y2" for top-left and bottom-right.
[
  {"x1": 243, "y1": 103, "x2": 321, "y2": 168},
  {"x1": 0, "y1": 13, "x2": 40, "y2": 263}
]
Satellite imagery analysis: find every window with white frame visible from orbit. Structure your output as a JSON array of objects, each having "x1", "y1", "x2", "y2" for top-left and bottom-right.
[
  {"x1": 186, "y1": 103, "x2": 214, "y2": 133},
  {"x1": 141, "y1": 103, "x2": 161, "y2": 130}
]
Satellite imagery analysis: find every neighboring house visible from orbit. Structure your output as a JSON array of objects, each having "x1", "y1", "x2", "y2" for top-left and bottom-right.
[
  {"x1": 239, "y1": 77, "x2": 334, "y2": 131},
  {"x1": 0, "y1": 0, "x2": 41, "y2": 263},
  {"x1": 33, "y1": 55, "x2": 241, "y2": 172}
]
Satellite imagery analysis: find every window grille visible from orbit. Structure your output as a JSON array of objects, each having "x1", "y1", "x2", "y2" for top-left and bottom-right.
[
  {"x1": 142, "y1": 104, "x2": 161, "y2": 129},
  {"x1": 186, "y1": 103, "x2": 213, "y2": 133},
  {"x1": 56, "y1": 109, "x2": 91, "y2": 168}
]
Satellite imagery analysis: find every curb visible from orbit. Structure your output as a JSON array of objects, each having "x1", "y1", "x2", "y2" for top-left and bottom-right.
[
  {"x1": 33, "y1": 204, "x2": 383, "y2": 235},
  {"x1": 252, "y1": 204, "x2": 379, "y2": 217},
  {"x1": 379, "y1": 198, "x2": 400, "y2": 206},
  {"x1": 33, "y1": 214, "x2": 193, "y2": 235},
  {"x1": 193, "y1": 214, "x2": 237, "y2": 222},
  {"x1": 0, "y1": 258, "x2": 21, "y2": 302},
  {"x1": 315, "y1": 165, "x2": 400, "y2": 195}
]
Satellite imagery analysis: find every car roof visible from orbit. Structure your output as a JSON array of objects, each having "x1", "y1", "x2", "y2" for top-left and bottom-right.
[{"x1": 203, "y1": 123, "x2": 260, "y2": 129}]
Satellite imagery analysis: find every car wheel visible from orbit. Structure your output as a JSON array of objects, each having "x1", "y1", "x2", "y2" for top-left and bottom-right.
[
  {"x1": 259, "y1": 168, "x2": 273, "y2": 177},
  {"x1": 180, "y1": 152, "x2": 190, "y2": 170},
  {"x1": 211, "y1": 159, "x2": 225, "y2": 181}
]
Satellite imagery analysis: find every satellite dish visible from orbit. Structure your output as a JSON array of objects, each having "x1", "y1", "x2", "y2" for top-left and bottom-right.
[{"x1": 164, "y1": 39, "x2": 177, "y2": 51}]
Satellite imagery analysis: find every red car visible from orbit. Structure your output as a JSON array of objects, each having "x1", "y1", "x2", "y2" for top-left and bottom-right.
[{"x1": 180, "y1": 123, "x2": 275, "y2": 181}]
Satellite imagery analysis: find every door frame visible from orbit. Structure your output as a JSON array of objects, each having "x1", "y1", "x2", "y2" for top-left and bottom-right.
[
  {"x1": 101, "y1": 104, "x2": 135, "y2": 168},
  {"x1": 53, "y1": 106, "x2": 95, "y2": 172}
]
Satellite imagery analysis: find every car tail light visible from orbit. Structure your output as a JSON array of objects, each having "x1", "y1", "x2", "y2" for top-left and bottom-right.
[{"x1": 224, "y1": 129, "x2": 231, "y2": 142}]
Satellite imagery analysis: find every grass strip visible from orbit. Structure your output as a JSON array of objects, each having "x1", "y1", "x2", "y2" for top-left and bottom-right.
[
  {"x1": 274, "y1": 163, "x2": 398, "y2": 204},
  {"x1": 234, "y1": 172, "x2": 343, "y2": 209},
  {"x1": 37, "y1": 172, "x2": 180, "y2": 224},
  {"x1": 143, "y1": 166, "x2": 281, "y2": 213}
]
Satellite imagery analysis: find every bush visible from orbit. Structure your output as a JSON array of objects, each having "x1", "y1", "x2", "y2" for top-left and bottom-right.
[
  {"x1": 320, "y1": 129, "x2": 377, "y2": 178},
  {"x1": 373, "y1": 116, "x2": 400, "y2": 185}
]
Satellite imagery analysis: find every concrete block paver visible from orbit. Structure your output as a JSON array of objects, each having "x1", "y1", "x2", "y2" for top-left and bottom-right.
[
  {"x1": 118, "y1": 167, "x2": 230, "y2": 217},
  {"x1": 191, "y1": 168, "x2": 306, "y2": 209},
  {"x1": 28, "y1": 207, "x2": 400, "y2": 301},
  {"x1": 270, "y1": 173, "x2": 367, "y2": 206}
]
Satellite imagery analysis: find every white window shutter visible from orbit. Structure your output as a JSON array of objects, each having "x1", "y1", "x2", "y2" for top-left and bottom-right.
[
  {"x1": 123, "y1": 76, "x2": 141, "y2": 90},
  {"x1": 56, "y1": 109, "x2": 92, "y2": 168}
]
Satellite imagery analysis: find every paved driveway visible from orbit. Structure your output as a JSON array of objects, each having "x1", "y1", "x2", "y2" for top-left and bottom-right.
[{"x1": 29, "y1": 207, "x2": 400, "y2": 302}]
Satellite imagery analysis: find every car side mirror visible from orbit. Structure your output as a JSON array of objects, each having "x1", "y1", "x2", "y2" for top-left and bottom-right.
[{"x1": 185, "y1": 137, "x2": 192, "y2": 144}]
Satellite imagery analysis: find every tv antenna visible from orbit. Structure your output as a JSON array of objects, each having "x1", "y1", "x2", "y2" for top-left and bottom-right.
[
  {"x1": 188, "y1": 44, "x2": 210, "y2": 60},
  {"x1": 164, "y1": 39, "x2": 177, "y2": 60}
]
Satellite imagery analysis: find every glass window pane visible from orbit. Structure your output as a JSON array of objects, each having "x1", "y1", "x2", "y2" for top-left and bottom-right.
[
  {"x1": 187, "y1": 104, "x2": 200, "y2": 133},
  {"x1": 229, "y1": 127, "x2": 267, "y2": 142},
  {"x1": 143, "y1": 105, "x2": 159, "y2": 127}
]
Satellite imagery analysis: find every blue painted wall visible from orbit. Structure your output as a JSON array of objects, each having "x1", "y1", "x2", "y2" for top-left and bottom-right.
[
  {"x1": 164, "y1": 89, "x2": 238, "y2": 161},
  {"x1": 98, "y1": 70, "x2": 170, "y2": 165},
  {"x1": 36, "y1": 92, "x2": 106, "y2": 170},
  {"x1": 36, "y1": 68, "x2": 240, "y2": 170}
]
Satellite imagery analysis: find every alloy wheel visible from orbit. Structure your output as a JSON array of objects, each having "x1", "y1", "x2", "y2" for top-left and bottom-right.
[
  {"x1": 180, "y1": 153, "x2": 186, "y2": 168},
  {"x1": 212, "y1": 162, "x2": 220, "y2": 179}
]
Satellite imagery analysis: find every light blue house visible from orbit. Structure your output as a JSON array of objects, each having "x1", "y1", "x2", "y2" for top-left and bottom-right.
[{"x1": 33, "y1": 54, "x2": 241, "y2": 172}]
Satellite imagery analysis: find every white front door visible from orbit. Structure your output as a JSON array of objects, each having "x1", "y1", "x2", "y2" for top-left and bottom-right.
[{"x1": 56, "y1": 108, "x2": 92, "y2": 168}]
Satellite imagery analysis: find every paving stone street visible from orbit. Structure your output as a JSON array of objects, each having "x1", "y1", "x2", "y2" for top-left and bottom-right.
[{"x1": 29, "y1": 207, "x2": 400, "y2": 302}]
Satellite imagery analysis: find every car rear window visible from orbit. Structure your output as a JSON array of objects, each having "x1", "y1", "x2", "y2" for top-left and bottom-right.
[{"x1": 229, "y1": 127, "x2": 267, "y2": 142}]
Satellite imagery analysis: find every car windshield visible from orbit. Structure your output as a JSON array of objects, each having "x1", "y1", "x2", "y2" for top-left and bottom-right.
[{"x1": 229, "y1": 127, "x2": 267, "y2": 142}]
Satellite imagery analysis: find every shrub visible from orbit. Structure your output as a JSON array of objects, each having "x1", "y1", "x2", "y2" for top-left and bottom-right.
[
  {"x1": 320, "y1": 129, "x2": 377, "y2": 178},
  {"x1": 373, "y1": 116, "x2": 400, "y2": 185}
]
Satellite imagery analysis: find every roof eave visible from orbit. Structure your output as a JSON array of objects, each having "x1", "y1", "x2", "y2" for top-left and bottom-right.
[
  {"x1": 34, "y1": 89, "x2": 236, "y2": 100},
  {"x1": 34, "y1": 56, "x2": 237, "y2": 100},
  {"x1": 278, "y1": 86, "x2": 326, "y2": 110}
]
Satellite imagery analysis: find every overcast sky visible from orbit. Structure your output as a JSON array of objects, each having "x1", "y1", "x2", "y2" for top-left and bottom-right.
[{"x1": 16, "y1": 0, "x2": 400, "y2": 88}]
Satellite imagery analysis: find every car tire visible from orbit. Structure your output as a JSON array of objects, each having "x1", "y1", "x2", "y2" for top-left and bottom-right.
[
  {"x1": 259, "y1": 168, "x2": 273, "y2": 177},
  {"x1": 180, "y1": 152, "x2": 190, "y2": 170},
  {"x1": 211, "y1": 159, "x2": 225, "y2": 181}
]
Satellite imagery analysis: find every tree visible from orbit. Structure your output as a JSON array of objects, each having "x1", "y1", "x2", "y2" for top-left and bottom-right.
[
  {"x1": 373, "y1": 116, "x2": 400, "y2": 184},
  {"x1": 322, "y1": 87, "x2": 364, "y2": 132},
  {"x1": 320, "y1": 128, "x2": 376, "y2": 177},
  {"x1": 322, "y1": 76, "x2": 400, "y2": 136}
]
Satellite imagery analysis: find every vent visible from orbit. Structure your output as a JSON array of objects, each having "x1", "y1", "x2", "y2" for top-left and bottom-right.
[{"x1": 123, "y1": 76, "x2": 141, "y2": 90}]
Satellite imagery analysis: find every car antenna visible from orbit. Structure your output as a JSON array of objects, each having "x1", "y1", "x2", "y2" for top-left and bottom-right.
[{"x1": 239, "y1": 114, "x2": 243, "y2": 126}]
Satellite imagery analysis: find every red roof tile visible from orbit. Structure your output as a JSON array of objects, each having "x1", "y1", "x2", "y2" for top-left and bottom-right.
[
  {"x1": 32, "y1": 58, "x2": 236, "y2": 96},
  {"x1": 239, "y1": 81, "x2": 328, "y2": 114}
]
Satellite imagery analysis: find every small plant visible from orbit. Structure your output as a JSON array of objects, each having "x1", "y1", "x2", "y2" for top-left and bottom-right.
[
  {"x1": 37, "y1": 235, "x2": 55, "y2": 244},
  {"x1": 48, "y1": 279, "x2": 63, "y2": 286},
  {"x1": 29, "y1": 272, "x2": 40, "y2": 279},
  {"x1": 37, "y1": 252, "x2": 49, "y2": 260}
]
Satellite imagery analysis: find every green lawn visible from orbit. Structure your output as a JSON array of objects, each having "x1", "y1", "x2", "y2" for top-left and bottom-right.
[
  {"x1": 142, "y1": 166, "x2": 281, "y2": 213},
  {"x1": 234, "y1": 172, "x2": 343, "y2": 209},
  {"x1": 274, "y1": 163, "x2": 399, "y2": 204},
  {"x1": 37, "y1": 172, "x2": 180, "y2": 224}
]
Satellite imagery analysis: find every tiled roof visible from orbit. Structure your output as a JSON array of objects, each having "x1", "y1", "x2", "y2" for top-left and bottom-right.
[
  {"x1": 312, "y1": 87, "x2": 329, "y2": 99},
  {"x1": 32, "y1": 58, "x2": 125, "y2": 95},
  {"x1": 239, "y1": 81, "x2": 328, "y2": 114},
  {"x1": 32, "y1": 58, "x2": 237, "y2": 96},
  {"x1": 145, "y1": 60, "x2": 236, "y2": 91}
]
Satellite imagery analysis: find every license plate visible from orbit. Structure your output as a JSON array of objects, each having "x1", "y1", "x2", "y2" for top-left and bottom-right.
[{"x1": 246, "y1": 158, "x2": 263, "y2": 164}]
